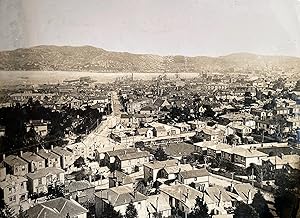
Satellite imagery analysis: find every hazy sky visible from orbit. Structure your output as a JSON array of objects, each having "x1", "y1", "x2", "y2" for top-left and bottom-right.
[{"x1": 0, "y1": 0, "x2": 300, "y2": 56}]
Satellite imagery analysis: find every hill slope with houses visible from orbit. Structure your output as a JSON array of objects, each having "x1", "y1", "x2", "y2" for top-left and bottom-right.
[{"x1": 0, "y1": 45, "x2": 300, "y2": 73}]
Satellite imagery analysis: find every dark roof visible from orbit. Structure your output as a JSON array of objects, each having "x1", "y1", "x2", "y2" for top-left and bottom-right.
[
  {"x1": 4, "y1": 155, "x2": 27, "y2": 166},
  {"x1": 106, "y1": 148, "x2": 136, "y2": 157},
  {"x1": 66, "y1": 180, "x2": 95, "y2": 193},
  {"x1": 140, "y1": 105, "x2": 154, "y2": 111},
  {"x1": 52, "y1": 147, "x2": 73, "y2": 157},
  {"x1": 37, "y1": 149, "x2": 60, "y2": 160},
  {"x1": 163, "y1": 142, "x2": 195, "y2": 157},
  {"x1": 21, "y1": 152, "x2": 44, "y2": 163},
  {"x1": 154, "y1": 98, "x2": 164, "y2": 107},
  {"x1": 95, "y1": 186, "x2": 147, "y2": 207},
  {"x1": 26, "y1": 197, "x2": 88, "y2": 218},
  {"x1": 121, "y1": 113, "x2": 132, "y2": 119},
  {"x1": 179, "y1": 168, "x2": 209, "y2": 179},
  {"x1": 108, "y1": 170, "x2": 134, "y2": 184}
]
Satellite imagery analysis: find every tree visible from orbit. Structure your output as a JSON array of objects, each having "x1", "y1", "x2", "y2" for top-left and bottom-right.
[
  {"x1": 19, "y1": 206, "x2": 29, "y2": 218},
  {"x1": 74, "y1": 156, "x2": 85, "y2": 168},
  {"x1": 246, "y1": 163, "x2": 262, "y2": 182},
  {"x1": 125, "y1": 201, "x2": 138, "y2": 218},
  {"x1": 203, "y1": 105, "x2": 215, "y2": 118},
  {"x1": 274, "y1": 171, "x2": 300, "y2": 218},
  {"x1": 244, "y1": 91, "x2": 253, "y2": 106},
  {"x1": 0, "y1": 203, "x2": 15, "y2": 218},
  {"x1": 102, "y1": 203, "x2": 122, "y2": 218},
  {"x1": 274, "y1": 189, "x2": 298, "y2": 218},
  {"x1": 47, "y1": 184, "x2": 65, "y2": 199},
  {"x1": 234, "y1": 202, "x2": 259, "y2": 218},
  {"x1": 251, "y1": 191, "x2": 273, "y2": 218},
  {"x1": 188, "y1": 196, "x2": 209, "y2": 218},
  {"x1": 154, "y1": 146, "x2": 168, "y2": 161}
]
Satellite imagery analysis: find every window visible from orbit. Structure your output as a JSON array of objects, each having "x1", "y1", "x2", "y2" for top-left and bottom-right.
[
  {"x1": 21, "y1": 194, "x2": 26, "y2": 201},
  {"x1": 21, "y1": 182, "x2": 24, "y2": 189},
  {"x1": 194, "y1": 177, "x2": 197, "y2": 181},
  {"x1": 46, "y1": 175, "x2": 53, "y2": 183},
  {"x1": 38, "y1": 178, "x2": 42, "y2": 185},
  {"x1": 9, "y1": 196, "x2": 16, "y2": 202}
]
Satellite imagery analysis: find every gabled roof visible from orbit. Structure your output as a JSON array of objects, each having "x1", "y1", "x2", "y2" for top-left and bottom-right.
[
  {"x1": 147, "y1": 194, "x2": 171, "y2": 213},
  {"x1": 221, "y1": 147, "x2": 268, "y2": 158},
  {"x1": 66, "y1": 180, "x2": 95, "y2": 193},
  {"x1": 233, "y1": 183, "x2": 257, "y2": 202},
  {"x1": 106, "y1": 148, "x2": 136, "y2": 157},
  {"x1": 95, "y1": 186, "x2": 147, "y2": 207},
  {"x1": 108, "y1": 170, "x2": 134, "y2": 184},
  {"x1": 37, "y1": 149, "x2": 60, "y2": 160},
  {"x1": 52, "y1": 147, "x2": 74, "y2": 157},
  {"x1": 26, "y1": 167, "x2": 64, "y2": 180},
  {"x1": 161, "y1": 184, "x2": 214, "y2": 209},
  {"x1": 26, "y1": 204, "x2": 60, "y2": 218},
  {"x1": 205, "y1": 186, "x2": 232, "y2": 203},
  {"x1": 179, "y1": 168, "x2": 209, "y2": 179},
  {"x1": 163, "y1": 142, "x2": 195, "y2": 157},
  {"x1": 26, "y1": 197, "x2": 88, "y2": 218},
  {"x1": 4, "y1": 155, "x2": 27, "y2": 166},
  {"x1": 21, "y1": 152, "x2": 44, "y2": 163}
]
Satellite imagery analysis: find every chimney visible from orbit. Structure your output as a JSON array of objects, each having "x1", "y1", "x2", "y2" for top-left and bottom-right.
[
  {"x1": 218, "y1": 191, "x2": 223, "y2": 207},
  {"x1": 36, "y1": 147, "x2": 39, "y2": 153},
  {"x1": 247, "y1": 190, "x2": 252, "y2": 204},
  {"x1": 230, "y1": 183, "x2": 234, "y2": 192},
  {"x1": 20, "y1": 151, "x2": 23, "y2": 157},
  {"x1": 2, "y1": 153, "x2": 5, "y2": 160},
  {"x1": 50, "y1": 145, "x2": 54, "y2": 150},
  {"x1": 31, "y1": 161, "x2": 35, "y2": 173}
]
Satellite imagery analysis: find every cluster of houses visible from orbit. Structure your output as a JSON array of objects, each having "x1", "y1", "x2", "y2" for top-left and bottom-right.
[
  {"x1": 2, "y1": 129, "x2": 298, "y2": 217},
  {"x1": 0, "y1": 76, "x2": 300, "y2": 217},
  {"x1": 1, "y1": 79, "x2": 112, "y2": 112}
]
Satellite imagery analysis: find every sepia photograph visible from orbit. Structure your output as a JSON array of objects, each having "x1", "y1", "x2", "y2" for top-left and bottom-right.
[{"x1": 0, "y1": 0, "x2": 300, "y2": 217}]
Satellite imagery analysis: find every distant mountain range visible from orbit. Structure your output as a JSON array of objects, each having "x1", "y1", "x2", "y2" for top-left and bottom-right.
[{"x1": 0, "y1": 45, "x2": 299, "y2": 73}]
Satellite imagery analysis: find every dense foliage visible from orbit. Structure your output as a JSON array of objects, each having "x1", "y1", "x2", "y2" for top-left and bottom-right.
[{"x1": 0, "y1": 98, "x2": 109, "y2": 153}]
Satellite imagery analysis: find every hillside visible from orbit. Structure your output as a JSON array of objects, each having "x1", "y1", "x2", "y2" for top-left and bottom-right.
[{"x1": 0, "y1": 45, "x2": 299, "y2": 73}]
